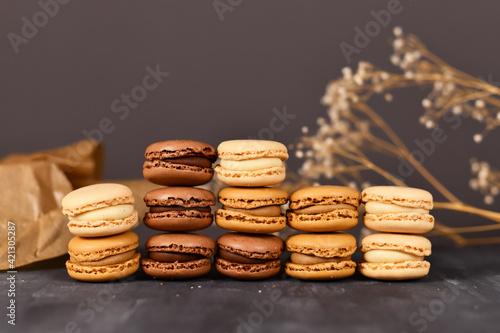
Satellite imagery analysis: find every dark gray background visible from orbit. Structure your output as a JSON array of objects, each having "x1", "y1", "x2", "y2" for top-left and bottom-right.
[{"x1": 1, "y1": 2, "x2": 500, "y2": 333}]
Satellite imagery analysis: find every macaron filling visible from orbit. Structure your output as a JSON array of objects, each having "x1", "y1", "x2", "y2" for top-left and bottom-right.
[
  {"x1": 69, "y1": 204, "x2": 135, "y2": 221},
  {"x1": 220, "y1": 158, "x2": 283, "y2": 171},
  {"x1": 363, "y1": 250, "x2": 424, "y2": 263},
  {"x1": 161, "y1": 156, "x2": 213, "y2": 168},
  {"x1": 149, "y1": 206, "x2": 212, "y2": 213},
  {"x1": 223, "y1": 205, "x2": 282, "y2": 217},
  {"x1": 218, "y1": 249, "x2": 272, "y2": 264},
  {"x1": 70, "y1": 250, "x2": 137, "y2": 266},
  {"x1": 292, "y1": 203, "x2": 357, "y2": 215},
  {"x1": 290, "y1": 253, "x2": 352, "y2": 265},
  {"x1": 148, "y1": 252, "x2": 205, "y2": 263},
  {"x1": 365, "y1": 201, "x2": 429, "y2": 214}
]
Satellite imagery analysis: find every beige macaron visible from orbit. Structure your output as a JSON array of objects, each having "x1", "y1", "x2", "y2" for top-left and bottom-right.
[
  {"x1": 285, "y1": 233, "x2": 357, "y2": 280},
  {"x1": 216, "y1": 187, "x2": 288, "y2": 233},
  {"x1": 66, "y1": 231, "x2": 140, "y2": 282},
  {"x1": 361, "y1": 186, "x2": 434, "y2": 234},
  {"x1": 215, "y1": 140, "x2": 288, "y2": 187},
  {"x1": 358, "y1": 233, "x2": 431, "y2": 280},
  {"x1": 287, "y1": 186, "x2": 360, "y2": 232},
  {"x1": 62, "y1": 183, "x2": 138, "y2": 237}
]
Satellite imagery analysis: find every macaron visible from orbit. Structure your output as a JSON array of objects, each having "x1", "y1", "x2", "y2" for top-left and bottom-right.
[
  {"x1": 66, "y1": 231, "x2": 140, "y2": 282},
  {"x1": 215, "y1": 140, "x2": 288, "y2": 187},
  {"x1": 358, "y1": 233, "x2": 431, "y2": 280},
  {"x1": 285, "y1": 233, "x2": 357, "y2": 280},
  {"x1": 287, "y1": 186, "x2": 360, "y2": 232},
  {"x1": 62, "y1": 183, "x2": 138, "y2": 237},
  {"x1": 141, "y1": 233, "x2": 216, "y2": 279},
  {"x1": 361, "y1": 186, "x2": 434, "y2": 234},
  {"x1": 216, "y1": 187, "x2": 288, "y2": 233},
  {"x1": 143, "y1": 187, "x2": 215, "y2": 232},
  {"x1": 215, "y1": 233, "x2": 284, "y2": 280},
  {"x1": 143, "y1": 140, "x2": 217, "y2": 186}
]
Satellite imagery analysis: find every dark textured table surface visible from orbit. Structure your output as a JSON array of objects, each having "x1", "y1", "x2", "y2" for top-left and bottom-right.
[{"x1": 2, "y1": 223, "x2": 500, "y2": 333}]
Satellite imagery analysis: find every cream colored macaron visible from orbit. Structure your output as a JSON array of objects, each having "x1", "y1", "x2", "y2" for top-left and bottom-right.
[
  {"x1": 62, "y1": 183, "x2": 138, "y2": 237},
  {"x1": 361, "y1": 186, "x2": 434, "y2": 234},
  {"x1": 358, "y1": 233, "x2": 431, "y2": 280},
  {"x1": 285, "y1": 233, "x2": 357, "y2": 280},
  {"x1": 215, "y1": 140, "x2": 288, "y2": 187}
]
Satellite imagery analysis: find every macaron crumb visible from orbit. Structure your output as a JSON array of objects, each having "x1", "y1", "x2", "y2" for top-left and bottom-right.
[
  {"x1": 258, "y1": 290, "x2": 262, "y2": 293},
  {"x1": 198, "y1": 285, "x2": 202, "y2": 289},
  {"x1": 176, "y1": 294, "x2": 180, "y2": 297}
]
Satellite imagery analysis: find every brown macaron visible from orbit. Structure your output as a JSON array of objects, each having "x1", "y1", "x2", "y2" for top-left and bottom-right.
[
  {"x1": 215, "y1": 233, "x2": 284, "y2": 280},
  {"x1": 287, "y1": 186, "x2": 360, "y2": 232},
  {"x1": 216, "y1": 187, "x2": 288, "y2": 233},
  {"x1": 141, "y1": 233, "x2": 216, "y2": 280},
  {"x1": 143, "y1": 187, "x2": 215, "y2": 232},
  {"x1": 285, "y1": 233, "x2": 357, "y2": 280},
  {"x1": 143, "y1": 140, "x2": 217, "y2": 186}
]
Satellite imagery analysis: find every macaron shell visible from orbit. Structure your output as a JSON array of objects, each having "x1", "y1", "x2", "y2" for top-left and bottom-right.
[
  {"x1": 216, "y1": 209, "x2": 286, "y2": 233},
  {"x1": 286, "y1": 233, "x2": 357, "y2": 258},
  {"x1": 144, "y1": 187, "x2": 215, "y2": 207},
  {"x1": 214, "y1": 166, "x2": 286, "y2": 187},
  {"x1": 143, "y1": 161, "x2": 214, "y2": 186},
  {"x1": 360, "y1": 233, "x2": 432, "y2": 256},
  {"x1": 141, "y1": 258, "x2": 211, "y2": 279},
  {"x1": 68, "y1": 210, "x2": 138, "y2": 237},
  {"x1": 144, "y1": 140, "x2": 217, "y2": 162},
  {"x1": 68, "y1": 231, "x2": 139, "y2": 262},
  {"x1": 217, "y1": 233, "x2": 284, "y2": 259},
  {"x1": 286, "y1": 209, "x2": 358, "y2": 232},
  {"x1": 364, "y1": 212, "x2": 435, "y2": 234},
  {"x1": 289, "y1": 186, "x2": 360, "y2": 210},
  {"x1": 66, "y1": 252, "x2": 140, "y2": 282},
  {"x1": 62, "y1": 183, "x2": 134, "y2": 216},
  {"x1": 358, "y1": 260, "x2": 431, "y2": 280},
  {"x1": 218, "y1": 187, "x2": 288, "y2": 209},
  {"x1": 143, "y1": 211, "x2": 213, "y2": 232},
  {"x1": 361, "y1": 186, "x2": 433, "y2": 210},
  {"x1": 217, "y1": 140, "x2": 288, "y2": 161},
  {"x1": 145, "y1": 233, "x2": 216, "y2": 256},
  {"x1": 215, "y1": 257, "x2": 281, "y2": 280},
  {"x1": 285, "y1": 260, "x2": 356, "y2": 280}
]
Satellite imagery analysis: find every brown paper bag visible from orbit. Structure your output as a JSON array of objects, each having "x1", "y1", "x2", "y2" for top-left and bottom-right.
[{"x1": 0, "y1": 140, "x2": 104, "y2": 269}]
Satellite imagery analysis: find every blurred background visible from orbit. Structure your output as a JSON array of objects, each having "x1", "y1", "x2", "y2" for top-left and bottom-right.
[{"x1": 2, "y1": 1, "x2": 499, "y2": 226}]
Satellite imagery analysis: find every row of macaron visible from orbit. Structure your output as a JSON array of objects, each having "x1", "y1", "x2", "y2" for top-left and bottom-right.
[{"x1": 61, "y1": 182, "x2": 434, "y2": 282}]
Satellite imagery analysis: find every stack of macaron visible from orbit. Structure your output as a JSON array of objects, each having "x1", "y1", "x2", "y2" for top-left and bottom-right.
[
  {"x1": 285, "y1": 186, "x2": 360, "y2": 280},
  {"x1": 358, "y1": 186, "x2": 434, "y2": 280},
  {"x1": 214, "y1": 140, "x2": 287, "y2": 280},
  {"x1": 62, "y1": 183, "x2": 140, "y2": 282},
  {"x1": 141, "y1": 140, "x2": 217, "y2": 279}
]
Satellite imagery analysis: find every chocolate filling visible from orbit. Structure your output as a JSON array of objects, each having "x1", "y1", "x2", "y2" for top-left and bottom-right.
[
  {"x1": 150, "y1": 206, "x2": 212, "y2": 213},
  {"x1": 218, "y1": 249, "x2": 269, "y2": 264},
  {"x1": 148, "y1": 252, "x2": 205, "y2": 263},
  {"x1": 161, "y1": 156, "x2": 212, "y2": 168}
]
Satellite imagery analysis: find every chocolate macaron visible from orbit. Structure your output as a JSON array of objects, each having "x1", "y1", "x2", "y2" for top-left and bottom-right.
[
  {"x1": 287, "y1": 186, "x2": 360, "y2": 232},
  {"x1": 143, "y1": 140, "x2": 217, "y2": 186},
  {"x1": 285, "y1": 233, "x2": 357, "y2": 280},
  {"x1": 361, "y1": 186, "x2": 434, "y2": 234},
  {"x1": 216, "y1": 187, "x2": 288, "y2": 233},
  {"x1": 142, "y1": 233, "x2": 216, "y2": 279},
  {"x1": 66, "y1": 231, "x2": 140, "y2": 282},
  {"x1": 62, "y1": 183, "x2": 138, "y2": 237},
  {"x1": 358, "y1": 233, "x2": 432, "y2": 280},
  {"x1": 215, "y1": 233, "x2": 284, "y2": 280},
  {"x1": 143, "y1": 187, "x2": 215, "y2": 232},
  {"x1": 215, "y1": 140, "x2": 288, "y2": 187}
]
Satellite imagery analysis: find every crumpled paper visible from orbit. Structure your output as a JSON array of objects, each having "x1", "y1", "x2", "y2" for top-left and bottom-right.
[{"x1": 0, "y1": 140, "x2": 162, "y2": 269}]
